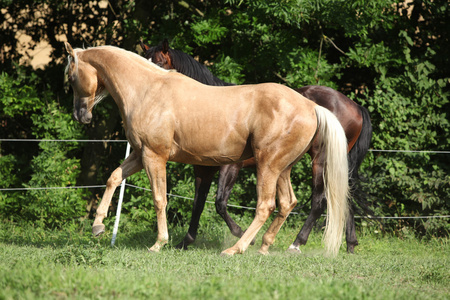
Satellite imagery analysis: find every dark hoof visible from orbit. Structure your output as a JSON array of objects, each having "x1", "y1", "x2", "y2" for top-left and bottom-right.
[
  {"x1": 175, "y1": 234, "x2": 194, "y2": 250},
  {"x1": 175, "y1": 241, "x2": 189, "y2": 250},
  {"x1": 92, "y1": 224, "x2": 105, "y2": 237},
  {"x1": 347, "y1": 241, "x2": 358, "y2": 254}
]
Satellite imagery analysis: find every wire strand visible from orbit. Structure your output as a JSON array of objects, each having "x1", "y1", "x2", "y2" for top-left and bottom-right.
[
  {"x1": 2, "y1": 184, "x2": 448, "y2": 219},
  {"x1": 1, "y1": 138, "x2": 449, "y2": 153},
  {"x1": 1, "y1": 139, "x2": 449, "y2": 219}
]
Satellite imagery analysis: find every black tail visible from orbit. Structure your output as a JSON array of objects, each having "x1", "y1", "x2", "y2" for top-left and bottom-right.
[{"x1": 348, "y1": 105, "x2": 373, "y2": 216}]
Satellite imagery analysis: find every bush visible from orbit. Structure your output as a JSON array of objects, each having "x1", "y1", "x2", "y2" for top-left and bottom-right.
[
  {"x1": 354, "y1": 50, "x2": 450, "y2": 236},
  {"x1": 0, "y1": 67, "x2": 86, "y2": 227}
]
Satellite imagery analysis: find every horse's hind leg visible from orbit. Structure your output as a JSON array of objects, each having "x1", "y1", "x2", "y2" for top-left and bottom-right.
[
  {"x1": 288, "y1": 161, "x2": 325, "y2": 253},
  {"x1": 221, "y1": 166, "x2": 278, "y2": 256},
  {"x1": 346, "y1": 206, "x2": 358, "y2": 253},
  {"x1": 93, "y1": 151, "x2": 143, "y2": 236},
  {"x1": 259, "y1": 168, "x2": 297, "y2": 255},
  {"x1": 176, "y1": 165, "x2": 218, "y2": 249},
  {"x1": 289, "y1": 163, "x2": 358, "y2": 254}
]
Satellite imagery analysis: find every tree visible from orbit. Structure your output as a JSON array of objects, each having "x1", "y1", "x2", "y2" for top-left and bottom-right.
[{"x1": 1, "y1": 0, "x2": 448, "y2": 235}]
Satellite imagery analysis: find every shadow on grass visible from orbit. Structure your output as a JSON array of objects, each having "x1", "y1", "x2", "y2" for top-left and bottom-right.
[
  {"x1": 114, "y1": 226, "x2": 228, "y2": 252},
  {"x1": 0, "y1": 219, "x2": 227, "y2": 253},
  {"x1": 0, "y1": 219, "x2": 105, "y2": 249}
]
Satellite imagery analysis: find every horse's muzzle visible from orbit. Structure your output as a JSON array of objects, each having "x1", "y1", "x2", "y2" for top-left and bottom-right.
[{"x1": 73, "y1": 108, "x2": 92, "y2": 124}]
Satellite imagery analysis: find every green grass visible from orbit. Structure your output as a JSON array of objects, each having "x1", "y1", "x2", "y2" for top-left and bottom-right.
[{"x1": 0, "y1": 219, "x2": 449, "y2": 299}]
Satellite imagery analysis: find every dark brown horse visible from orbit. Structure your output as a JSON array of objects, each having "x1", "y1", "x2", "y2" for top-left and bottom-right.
[{"x1": 140, "y1": 39, "x2": 372, "y2": 253}]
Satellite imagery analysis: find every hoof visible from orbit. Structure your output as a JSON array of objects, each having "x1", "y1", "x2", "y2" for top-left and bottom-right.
[
  {"x1": 347, "y1": 241, "x2": 358, "y2": 254},
  {"x1": 221, "y1": 246, "x2": 243, "y2": 256},
  {"x1": 220, "y1": 250, "x2": 234, "y2": 257},
  {"x1": 92, "y1": 224, "x2": 105, "y2": 237},
  {"x1": 175, "y1": 234, "x2": 194, "y2": 250},
  {"x1": 286, "y1": 245, "x2": 301, "y2": 254},
  {"x1": 258, "y1": 244, "x2": 269, "y2": 255},
  {"x1": 148, "y1": 241, "x2": 167, "y2": 253},
  {"x1": 175, "y1": 241, "x2": 189, "y2": 250}
]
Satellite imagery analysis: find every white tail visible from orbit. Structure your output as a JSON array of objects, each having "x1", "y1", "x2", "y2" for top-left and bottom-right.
[{"x1": 314, "y1": 105, "x2": 349, "y2": 257}]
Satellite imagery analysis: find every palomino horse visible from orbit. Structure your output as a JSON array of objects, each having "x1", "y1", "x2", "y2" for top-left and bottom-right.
[
  {"x1": 141, "y1": 39, "x2": 372, "y2": 253},
  {"x1": 65, "y1": 42, "x2": 349, "y2": 256}
]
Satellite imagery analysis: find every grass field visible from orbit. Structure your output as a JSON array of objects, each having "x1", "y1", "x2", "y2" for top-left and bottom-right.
[{"x1": 0, "y1": 219, "x2": 449, "y2": 299}]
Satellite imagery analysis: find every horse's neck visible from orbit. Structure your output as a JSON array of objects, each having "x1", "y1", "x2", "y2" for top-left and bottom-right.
[{"x1": 87, "y1": 49, "x2": 154, "y2": 120}]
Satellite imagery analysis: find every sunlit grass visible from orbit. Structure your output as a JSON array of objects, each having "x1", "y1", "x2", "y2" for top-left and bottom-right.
[{"x1": 0, "y1": 220, "x2": 448, "y2": 299}]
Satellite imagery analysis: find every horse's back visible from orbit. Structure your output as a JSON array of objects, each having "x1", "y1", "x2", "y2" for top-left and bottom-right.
[
  {"x1": 165, "y1": 78, "x2": 316, "y2": 119},
  {"x1": 295, "y1": 85, "x2": 359, "y2": 116}
]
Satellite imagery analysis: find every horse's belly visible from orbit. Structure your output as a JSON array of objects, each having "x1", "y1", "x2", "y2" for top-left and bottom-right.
[
  {"x1": 169, "y1": 152, "x2": 252, "y2": 166},
  {"x1": 168, "y1": 135, "x2": 253, "y2": 166}
]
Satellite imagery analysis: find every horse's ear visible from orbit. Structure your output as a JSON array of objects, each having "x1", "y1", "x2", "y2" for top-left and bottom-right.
[
  {"x1": 65, "y1": 42, "x2": 75, "y2": 57},
  {"x1": 64, "y1": 42, "x2": 78, "y2": 81},
  {"x1": 162, "y1": 39, "x2": 169, "y2": 53},
  {"x1": 139, "y1": 41, "x2": 150, "y2": 52}
]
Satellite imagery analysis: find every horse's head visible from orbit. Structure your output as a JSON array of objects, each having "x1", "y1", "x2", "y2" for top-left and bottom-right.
[
  {"x1": 65, "y1": 42, "x2": 105, "y2": 124},
  {"x1": 139, "y1": 39, "x2": 173, "y2": 70}
]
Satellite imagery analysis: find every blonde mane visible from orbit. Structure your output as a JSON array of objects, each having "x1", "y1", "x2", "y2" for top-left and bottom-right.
[
  {"x1": 65, "y1": 45, "x2": 174, "y2": 80},
  {"x1": 65, "y1": 45, "x2": 176, "y2": 110}
]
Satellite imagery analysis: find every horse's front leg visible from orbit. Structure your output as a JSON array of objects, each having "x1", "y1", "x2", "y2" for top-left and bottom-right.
[
  {"x1": 93, "y1": 151, "x2": 143, "y2": 236},
  {"x1": 142, "y1": 150, "x2": 169, "y2": 252}
]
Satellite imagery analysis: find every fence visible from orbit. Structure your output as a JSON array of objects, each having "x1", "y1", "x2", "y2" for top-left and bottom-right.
[
  {"x1": 1, "y1": 139, "x2": 449, "y2": 244},
  {"x1": 1, "y1": 138, "x2": 449, "y2": 214}
]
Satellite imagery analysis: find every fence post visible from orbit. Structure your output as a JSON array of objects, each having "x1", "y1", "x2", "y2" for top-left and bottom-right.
[{"x1": 111, "y1": 142, "x2": 131, "y2": 246}]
